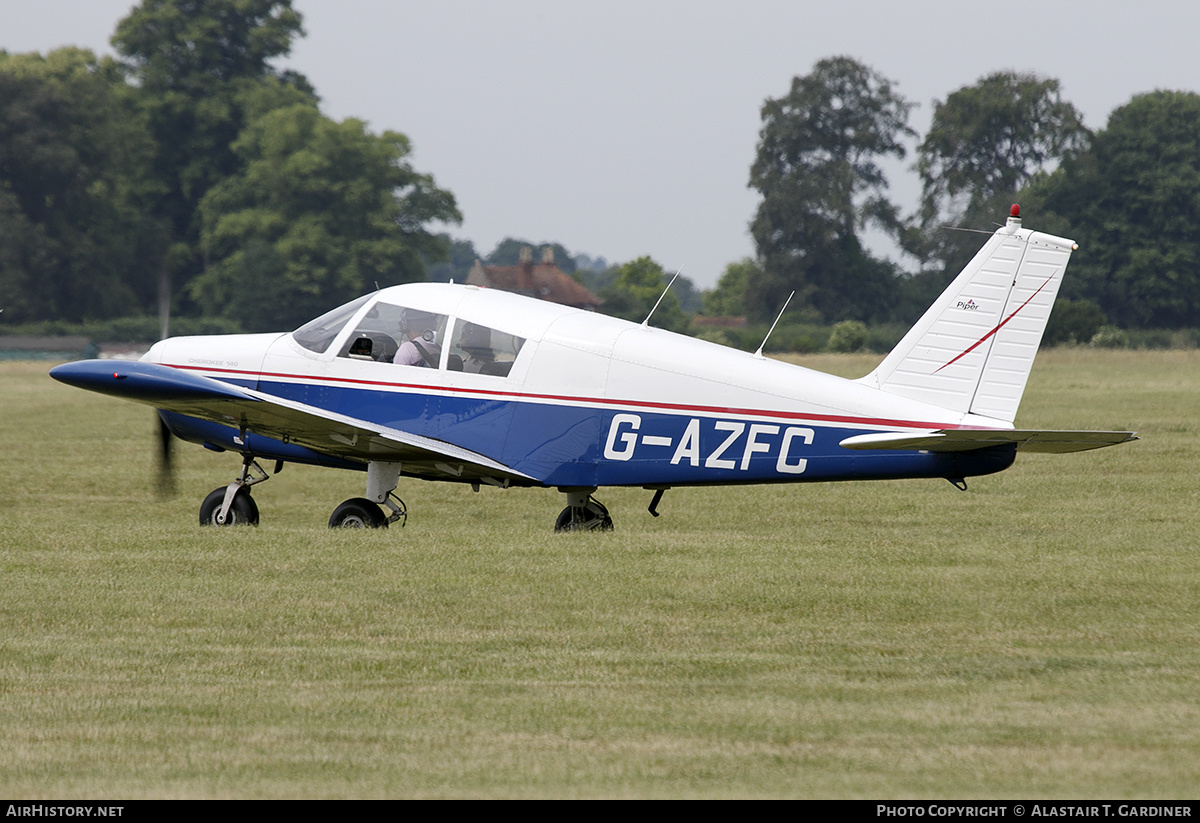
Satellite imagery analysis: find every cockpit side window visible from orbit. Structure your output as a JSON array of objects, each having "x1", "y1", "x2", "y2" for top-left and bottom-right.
[
  {"x1": 446, "y1": 320, "x2": 525, "y2": 377},
  {"x1": 337, "y1": 301, "x2": 448, "y2": 368},
  {"x1": 292, "y1": 293, "x2": 372, "y2": 354}
]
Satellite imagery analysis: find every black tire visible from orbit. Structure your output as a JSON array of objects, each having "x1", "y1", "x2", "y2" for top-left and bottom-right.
[
  {"x1": 553, "y1": 499, "x2": 614, "y2": 533},
  {"x1": 329, "y1": 498, "x2": 388, "y2": 529},
  {"x1": 199, "y1": 487, "x2": 259, "y2": 526},
  {"x1": 554, "y1": 507, "x2": 575, "y2": 532}
]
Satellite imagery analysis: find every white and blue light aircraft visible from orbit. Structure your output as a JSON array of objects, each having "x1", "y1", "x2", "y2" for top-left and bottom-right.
[{"x1": 51, "y1": 207, "x2": 1136, "y2": 530}]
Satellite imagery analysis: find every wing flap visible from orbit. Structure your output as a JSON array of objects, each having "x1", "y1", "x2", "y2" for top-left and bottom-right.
[{"x1": 839, "y1": 429, "x2": 1138, "y2": 454}]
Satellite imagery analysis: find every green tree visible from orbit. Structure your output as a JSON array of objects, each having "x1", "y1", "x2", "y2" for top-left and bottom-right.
[
  {"x1": 670, "y1": 273, "x2": 703, "y2": 315},
  {"x1": 599, "y1": 257, "x2": 690, "y2": 333},
  {"x1": 1042, "y1": 299, "x2": 1107, "y2": 346},
  {"x1": 749, "y1": 56, "x2": 915, "y2": 323},
  {"x1": 911, "y1": 72, "x2": 1088, "y2": 274},
  {"x1": 917, "y1": 72, "x2": 1088, "y2": 224},
  {"x1": 702, "y1": 258, "x2": 759, "y2": 317},
  {"x1": 828, "y1": 319, "x2": 868, "y2": 352},
  {"x1": 425, "y1": 236, "x2": 481, "y2": 283},
  {"x1": 112, "y1": 0, "x2": 313, "y2": 323},
  {"x1": 113, "y1": 0, "x2": 305, "y2": 91},
  {"x1": 191, "y1": 104, "x2": 461, "y2": 330},
  {"x1": 0, "y1": 48, "x2": 159, "y2": 323},
  {"x1": 1031, "y1": 90, "x2": 1200, "y2": 328}
]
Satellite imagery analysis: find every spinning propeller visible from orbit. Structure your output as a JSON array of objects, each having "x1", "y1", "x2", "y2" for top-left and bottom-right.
[{"x1": 156, "y1": 413, "x2": 176, "y2": 497}]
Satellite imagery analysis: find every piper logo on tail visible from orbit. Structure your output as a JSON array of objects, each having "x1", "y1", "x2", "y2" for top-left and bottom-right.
[{"x1": 956, "y1": 299, "x2": 980, "y2": 311}]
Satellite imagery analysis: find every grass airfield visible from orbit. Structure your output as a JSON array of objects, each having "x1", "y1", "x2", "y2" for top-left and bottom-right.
[{"x1": 1, "y1": 350, "x2": 1197, "y2": 798}]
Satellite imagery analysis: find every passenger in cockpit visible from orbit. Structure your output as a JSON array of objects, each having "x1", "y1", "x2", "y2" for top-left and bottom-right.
[{"x1": 459, "y1": 322, "x2": 496, "y2": 374}]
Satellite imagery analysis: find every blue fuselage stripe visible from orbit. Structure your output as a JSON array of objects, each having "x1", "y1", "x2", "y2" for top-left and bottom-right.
[{"x1": 236, "y1": 379, "x2": 1014, "y2": 487}]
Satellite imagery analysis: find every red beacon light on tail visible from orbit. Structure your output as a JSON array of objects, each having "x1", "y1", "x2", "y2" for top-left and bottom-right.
[{"x1": 1004, "y1": 203, "x2": 1023, "y2": 233}]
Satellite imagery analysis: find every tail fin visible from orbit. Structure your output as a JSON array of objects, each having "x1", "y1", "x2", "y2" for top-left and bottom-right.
[{"x1": 860, "y1": 206, "x2": 1076, "y2": 423}]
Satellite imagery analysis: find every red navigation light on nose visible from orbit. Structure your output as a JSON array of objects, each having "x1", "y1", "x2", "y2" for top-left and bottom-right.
[{"x1": 1010, "y1": 204, "x2": 1021, "y2": 218}]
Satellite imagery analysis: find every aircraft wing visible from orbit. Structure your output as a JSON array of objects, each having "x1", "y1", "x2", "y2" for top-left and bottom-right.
[
  {"x1": 49, "y1": 360, "x2": 535, "y2": 484},
  {"x1": 838, "y1": 429, "x2": 1138, "y2": 454}
]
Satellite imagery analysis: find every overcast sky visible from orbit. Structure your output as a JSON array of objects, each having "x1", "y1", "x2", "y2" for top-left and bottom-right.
[{"x1": 5, "y1": 0, "x2": 1199, "y2": 287}]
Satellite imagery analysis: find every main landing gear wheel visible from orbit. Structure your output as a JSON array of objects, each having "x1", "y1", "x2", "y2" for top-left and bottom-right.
[
  {"x1": 329, "y1": 497, "x2": 389, "y2": 529},
  {"x1": 199, "y1": 487, "x2": 259, "y2": 526},
  {"x1": 554, "y1": 495, "x2": 614, "y2": 532}
]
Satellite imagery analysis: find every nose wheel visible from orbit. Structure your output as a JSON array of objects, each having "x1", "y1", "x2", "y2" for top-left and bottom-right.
[
  {"x1": 199, "y1": 486, "x2": 259, "y2": 526},
  {"x1": 199, "y1": 456, "x2": 269, "y2": 526}
]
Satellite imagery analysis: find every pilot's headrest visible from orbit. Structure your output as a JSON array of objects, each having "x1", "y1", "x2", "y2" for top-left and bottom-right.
[{"x1": 460, "y1": 322, "x2": 491, "y2": 349}]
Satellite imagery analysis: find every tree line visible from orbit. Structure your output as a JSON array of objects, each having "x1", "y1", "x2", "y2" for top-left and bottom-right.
[
  {"x1": 0, "y1": 0, "x2": 458, "y2": 335},
  {"x1": 2, "y1": 2, "x2": 1198, "y2": 346},
  {"x1": 717, "y1": 57, "x2": 1200, "y2": 340}
]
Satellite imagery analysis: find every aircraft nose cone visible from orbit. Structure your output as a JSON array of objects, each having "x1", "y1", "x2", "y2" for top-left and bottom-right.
[
  {"x1": 50, "y1": 360, "x2": 251, "y2": 403},
  {"x1": 49, "y1": 360, "x2": 122, "y2": 391}
]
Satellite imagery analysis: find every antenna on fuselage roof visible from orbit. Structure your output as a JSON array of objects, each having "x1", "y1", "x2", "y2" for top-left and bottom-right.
[
  {"x1": 939, "y1": 225, "x2": 996, "y2": 236},
  {"x1": 641, "y1": 268, "x2": 683, "y2": 327},
  {"x1": 753, "y1": 291, "x2": 795, "y2": 359}
]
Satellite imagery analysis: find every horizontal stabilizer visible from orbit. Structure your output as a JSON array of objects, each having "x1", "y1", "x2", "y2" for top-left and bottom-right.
[{"x1": 839, "y1": 429, "x2": 1138, "y2": 454}]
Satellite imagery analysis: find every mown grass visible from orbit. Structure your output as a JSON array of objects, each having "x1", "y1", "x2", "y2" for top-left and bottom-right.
[{"x1": 1, "y1": 350, "x2": 1197, "y2": 798}]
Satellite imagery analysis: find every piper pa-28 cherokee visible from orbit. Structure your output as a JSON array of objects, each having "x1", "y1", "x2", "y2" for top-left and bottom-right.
[{"x1": 51, "y1": 206, "x2": 1136, "y2": 530}]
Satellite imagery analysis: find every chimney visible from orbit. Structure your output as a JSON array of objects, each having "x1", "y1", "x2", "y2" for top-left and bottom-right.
[{"x1": 518, "y1": 246, "x2": 533, "y2": 291}]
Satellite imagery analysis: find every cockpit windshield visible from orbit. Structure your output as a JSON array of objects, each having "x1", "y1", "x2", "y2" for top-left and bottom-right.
[
  {"x1": 291, "y1": 293, "x2": 373, "y2": 353},
  {"x1": 338, "y1": 301, "x2": 448, "y2": 368},
  {"x1": 291, "y1": 289, "x2": 530, "y2": 378}
]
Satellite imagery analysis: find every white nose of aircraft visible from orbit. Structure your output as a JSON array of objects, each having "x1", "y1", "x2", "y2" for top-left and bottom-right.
[{"x1": 138, "y1": 332, "x2": 286, "y2": 382}]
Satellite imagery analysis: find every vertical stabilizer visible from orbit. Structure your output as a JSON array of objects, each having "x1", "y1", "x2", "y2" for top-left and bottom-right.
[{"x1": 860, "y1": 207, "x2": 1076, "y2": 422}]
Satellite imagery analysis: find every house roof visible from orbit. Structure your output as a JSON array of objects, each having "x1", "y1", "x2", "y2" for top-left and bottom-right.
[{"x1": 465, "y1": 247, "x2": 602, "y2": 311}]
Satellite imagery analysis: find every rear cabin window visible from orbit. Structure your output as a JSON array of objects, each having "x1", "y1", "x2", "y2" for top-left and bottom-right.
[{"x1": 445, "y1": 321, "x2": 525, "y2": 377}]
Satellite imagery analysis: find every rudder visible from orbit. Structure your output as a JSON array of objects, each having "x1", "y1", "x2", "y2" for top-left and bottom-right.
[{"x1": 859, "y1": 207, "x2": 1076, "y2": 423}]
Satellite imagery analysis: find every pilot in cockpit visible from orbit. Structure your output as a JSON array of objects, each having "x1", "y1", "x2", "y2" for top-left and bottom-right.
[{"x1": 393, "y1": 310, "x2": 441, "y2": 367}]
